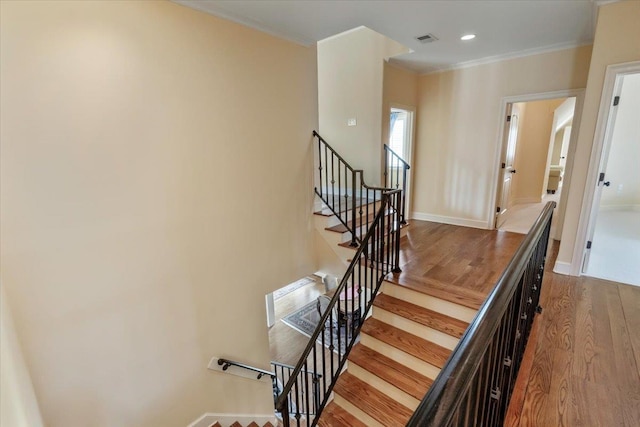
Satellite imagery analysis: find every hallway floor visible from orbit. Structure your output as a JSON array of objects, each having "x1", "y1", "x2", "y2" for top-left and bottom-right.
[{"x1": 585, "y1": 209, "x2": 640, "y2": 287}]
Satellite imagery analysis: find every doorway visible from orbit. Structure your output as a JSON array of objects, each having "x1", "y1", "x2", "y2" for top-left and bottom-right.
[
  {"x1": 582, "y1": 71, "x2": 640, "y2": 286},
  {"x1": 388, "y1": 105, "x2": 415, "y2": 218},
  {"x1": 495, "y1": 96, "x2": 578, "y2": 238}
]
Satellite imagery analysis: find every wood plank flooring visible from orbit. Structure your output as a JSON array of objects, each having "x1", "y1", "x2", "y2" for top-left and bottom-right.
[{"x1": 506, "y1": 243, "x2": 640, "y2": 427}]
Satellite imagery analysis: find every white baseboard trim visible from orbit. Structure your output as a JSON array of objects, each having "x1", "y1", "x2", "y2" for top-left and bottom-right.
[
  {"x1": 411, "y1": 212, "x2": 488, "y2": 230},
  {"x1": 511, "y1": 197, "x2": 542, "y2": 205},
  {"x1": 189, "y1": 413, "x2": 277, "y2": 427},
  {"x1": 598, "y1": 204, "x2": 640, "y2": 212},
  {"x1": 553, "y1": 261, "x2": 573, "y2": 276}
]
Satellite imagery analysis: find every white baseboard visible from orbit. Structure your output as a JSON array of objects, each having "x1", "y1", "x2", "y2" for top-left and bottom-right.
[
  {"x1": 553, "y1": 261, "x2": 573, "y2": 276},
  {"x1": 189, "y1": 413, "x2": 277, "y2": 427},
  {"x1": 511, "y1": 197, "x2": 542, "y2": 205},
  {"x1": 411, "y1": 212, "x2": 488, "y2": 229},
  {"x1": 598, "y1": 204, "x2": 640, "y2": 212}
]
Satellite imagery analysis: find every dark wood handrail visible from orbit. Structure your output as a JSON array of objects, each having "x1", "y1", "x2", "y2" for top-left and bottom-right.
[
  {"x1": 384, "y1": 144, "x2": 411, "y2": 169},
  {"x1": 407, "y1": 201, "x2": 556, "y2": 426},
  {"x1": 217, "y1": 358, "x2": 275, "y2": 380}
]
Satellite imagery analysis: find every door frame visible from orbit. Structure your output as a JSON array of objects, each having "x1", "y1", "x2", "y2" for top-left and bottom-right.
[
  {"x1": 570, "y1": 61, "x2": 640, "y2": 276},
  {"x1": 389, "y1": 102, "x2": 416, "y2": 219},
  {"x1": 489, "y1": 89, "x2": 586, "y2": 235}
]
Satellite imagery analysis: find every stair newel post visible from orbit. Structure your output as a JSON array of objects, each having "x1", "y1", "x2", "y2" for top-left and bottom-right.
[
  {"x1": 350, "y1": 169, "x2": 357, "y2": 247},
  {"x1": 315, "y1": 131, "x2": 322, "y2": 198},
  {"x1": 384, "y1": 146, "x2": 389, "y2": 188},
  {"x1": 393, "y1": 191, "x2": 402, "y2": 274},
  {"x1": 401, "y1": 165, "x2": 408, "y2": 225}
]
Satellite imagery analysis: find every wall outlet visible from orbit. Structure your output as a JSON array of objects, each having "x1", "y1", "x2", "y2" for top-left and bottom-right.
[{"x1": 347, "y1": 118, "x2": 357, "y2": 126}]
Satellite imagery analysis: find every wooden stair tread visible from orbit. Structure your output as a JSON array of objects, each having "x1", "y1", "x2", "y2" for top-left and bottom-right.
[
  {"x1": 211, "y1": 423, "x2": 222, "y2": 427},
  {"x1": 230, "y1": 423, "x2": 242, "y2": 427},
  {"x1": 333, "y1": 372, "x2": 413, "y2": 427},
  {"x1": 361, "y1": 318, "x2": 450, "y2": 368},
  {"x1": 317, "y1": 401, "x2": 367, "y2": 427},
  {"x1": 374, "y1": 293, "x2": 469, "y2": 338},
  {"x1": 386, "y1": 271, "x2": 485, "y2": 310},
  {"x1": 348, "y1": 343, "x2": 433, "y2": 400}
]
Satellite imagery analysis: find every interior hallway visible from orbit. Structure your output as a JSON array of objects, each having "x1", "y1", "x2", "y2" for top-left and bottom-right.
[{"x1": 499, "y1": 192, "x2": 560, "y2": 235}]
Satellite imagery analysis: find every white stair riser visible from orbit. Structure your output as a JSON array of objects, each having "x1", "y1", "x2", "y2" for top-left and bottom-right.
[
  {"x1": 381, "y1": 281, "x2": 476, "y2": 323},
  {"x1": 331, "y1": 395, "x2": 385, "y2": 427},
  {"x1": 359, "y1": 334, "x2": 440, "y2": 380},
  {"x1": 372, "y1": 307, "x2": 459, "y2": 350},
  {"x1": 347, "y1": 363, "x2": 420, "y2": 410}
]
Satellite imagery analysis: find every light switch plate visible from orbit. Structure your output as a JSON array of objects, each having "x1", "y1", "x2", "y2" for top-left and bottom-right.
[{"x1": 347, "y1": 118, "x2": 357, "y2": 126}]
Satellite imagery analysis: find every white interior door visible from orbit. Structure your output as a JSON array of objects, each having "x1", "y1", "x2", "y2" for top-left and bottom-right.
[{"x1": 496, "y1": 104, "x2": 519, "y2": 227}]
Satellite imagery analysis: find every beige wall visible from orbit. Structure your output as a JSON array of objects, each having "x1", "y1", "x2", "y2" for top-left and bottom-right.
[
  {"x1": 0, "y1": 1, "x2": 318, "y2": 426},
  {"x1": 382, "y1": 62, "x2": 419, "y2": 146},
  {"x1": 318, "y1": 27, "x2": 409, "y2": 185},
  {"x1": 414, "y1": 45, "x2": 591, "y2": 227},
  {"x1": 511, "y1": 98, "x2": 565, "y2": 204},
  {"x1": 599, "y1": 72, "x2": 640, "y2": 207},
  {"x1": 558, "y1": 0, "x2": 640, "y2": 267}
]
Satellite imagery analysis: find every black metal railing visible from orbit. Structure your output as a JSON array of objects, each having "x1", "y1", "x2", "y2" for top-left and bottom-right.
[
  {"x1": 407, "y1": 201, "x2": 556, "y2": 427},
  {"x1": 384, "y1": 144, "x2": 410, "y2": 225},
  {"x1": 275, "y1": 189, "x2": 403, "y2": 427},
  {"x1": 271, "y1": 361, "x2": 322, "y2": 417},
  {"x1": 314, "y1": 130, "x2": 401, "y2": 247}
]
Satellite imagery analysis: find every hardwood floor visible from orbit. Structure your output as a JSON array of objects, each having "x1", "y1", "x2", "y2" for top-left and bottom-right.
[
  {"x1": 268, "y1": 278, "x2": 325, "y2": 365},
  {"x1": 390, "y1": 221, "x2": 525, "y2": 301},
  {"x1": 506, "y1": 243, "x2": 640, "y2": 427}
]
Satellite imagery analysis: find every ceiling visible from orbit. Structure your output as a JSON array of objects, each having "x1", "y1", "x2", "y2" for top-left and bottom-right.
[{"x1": 174, "y1": 0, "x2": 598, "y2": 74}]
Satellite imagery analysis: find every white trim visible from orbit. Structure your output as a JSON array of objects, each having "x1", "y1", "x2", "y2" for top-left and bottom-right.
[
  {"x1": 188, "y1": 413, "x2": 277, "y2": 427},
  {"x1": 411, "y1": 212, "x2": 488, "y2": 230},
  {"x1": 420, "y1": 41, "x2": 593, "y2": 76},
  {"x1": 511, "y1": 197, "x2": 542, "y2": 205},
  {"x1": 488, "y1": 89, "x2": 585, "y2": 236},
  {"x1": 318, "y1": 25, "x2": 367, "y2": 44},
  {"x1": 172, "y1": 1, "x2": 315, "y2": 46},
  {"x1": 553, "y1": 261, "x2": 573, "y2": 276},
  {"x1": 571, "y1": 61, "x2": 640, "y2": 276},
  {"x1": 598, "y1": 204, "x2": 640, "y2": 212}
]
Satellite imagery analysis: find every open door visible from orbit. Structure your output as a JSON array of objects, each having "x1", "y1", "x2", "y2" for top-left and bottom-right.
[
  {"x1": 496, "y1": 104, "x2": 519, "y2": 228},
  {"x1": 582, "y1": 72, "x2": 639, "y2": 278}
]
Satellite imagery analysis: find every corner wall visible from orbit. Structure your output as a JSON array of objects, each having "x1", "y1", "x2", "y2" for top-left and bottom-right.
[
  {"x1": 558, "y1": 0, "x2": 640, "y2": 268},
  {"x1": 318, "y1": 27, "x2": 409, "y2": 185},
  {"x1": 0, "y1": 1, "x2": 318, "y2": 425}
]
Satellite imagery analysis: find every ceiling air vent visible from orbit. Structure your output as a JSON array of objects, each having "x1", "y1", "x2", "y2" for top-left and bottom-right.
[{"x1": 415, "y1": 33, "x2": 438, "y2": 44}]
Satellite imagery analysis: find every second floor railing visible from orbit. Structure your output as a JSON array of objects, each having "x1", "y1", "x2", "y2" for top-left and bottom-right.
[
  {"x1": 314, "y1": 130, "x2": 409, "y2": 247},
  {"x1": 384, "y1": 144, "x2": 410, "y2": 225},
  {"x1": 406, "y1": 201, "x2": 555, "y2": 426}
]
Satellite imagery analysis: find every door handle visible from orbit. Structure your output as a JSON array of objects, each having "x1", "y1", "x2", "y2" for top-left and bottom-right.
[
  {"x1": 510, "y1": 170, "x2": 516, "y2": 174},
  {"x1": 603, "y1": 181, "x2": 610, "y2": 187}
]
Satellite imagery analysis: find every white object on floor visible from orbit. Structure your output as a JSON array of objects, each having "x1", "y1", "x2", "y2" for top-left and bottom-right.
[
  {"x1": 499, "y1": 193, "x2": 560, "y2": 235},
  {"x1": 585, "y1": 209, "x2": 640, "y2": 287}
]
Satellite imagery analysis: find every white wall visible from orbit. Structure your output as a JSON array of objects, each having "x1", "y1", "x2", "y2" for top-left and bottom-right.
[
  {"x1": 600, "y1": 73, "x2": 640, "y2": 208},
  {"x1": 318, "y1": 27, "x2": 409, "y2": 185},
  {"x1": 0, "y1": 1, "x2": 318, "y2": 425},
  {"x1": 413, "y1": 45, "x2": 592, "y2": 228}
]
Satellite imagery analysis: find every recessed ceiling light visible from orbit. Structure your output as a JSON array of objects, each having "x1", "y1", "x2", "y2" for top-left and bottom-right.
[{"x1": 461, "y1": 34, "x2": 476, "y2": 41}]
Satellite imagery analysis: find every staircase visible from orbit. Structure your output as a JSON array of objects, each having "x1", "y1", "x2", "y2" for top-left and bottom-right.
[{"x1": 315, "y1": 208, "x2": 481, "y2": 426}]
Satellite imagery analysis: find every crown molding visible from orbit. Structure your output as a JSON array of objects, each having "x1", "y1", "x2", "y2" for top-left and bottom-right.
[
  {"x1": 171, "y1": 1, "x2": 315, "y2": 47},
  {"x1": 419, "y1": 40, "x2": 593, "y2": 76}
]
